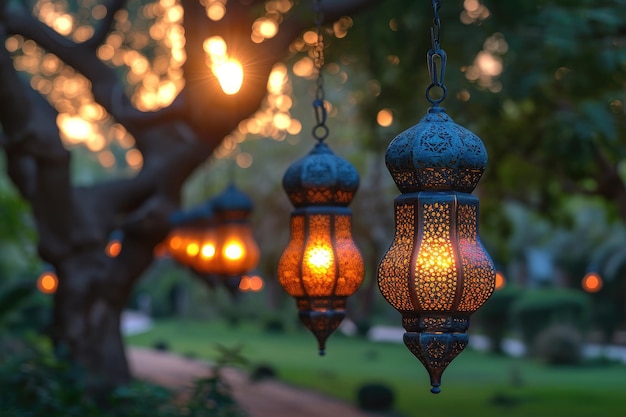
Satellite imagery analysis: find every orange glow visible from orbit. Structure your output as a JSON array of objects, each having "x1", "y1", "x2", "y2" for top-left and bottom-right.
[
  {"x1": 239, "y1": 276, "x2": 251, "y2": 291},
  {"x1": 582, "y1": 272, "x2": 603, "y2": 293},
  {"x1": 248, "y1": 275, "x2": 264, "y2": 291},
  {"x1": 106, "y1": 240, "x2": 122, "y2": 258},
  {"x1": 201, "y1": 243, "x2": 216, "y2": 259},
  {"x1": 169, "y1": 235, "x2": 182, "y2": 251},
  {"x1": 239, "y1": 275, "x2": 264, "y2": 292},
  {"x1": 305, "y1": 245, "x2": 333, "y2": 273},
  {"x1": 37, "y1": 272, "x2": 58, "y2": 294},
  {"x1": 213, "y1": 59, "x2": 244, "y2": 95},
  {"x1": 495, "y1": 271, "x2": 506, "y2": 290},
  {"x1": 223, "y1": 241, "x2": 245, "y2": 261},
  {"x1": 377, "y1": 109, "x2": 394, "y2": 127},
  {"x1": 186, "y1": 242, "x2": 200, "y2": 257}
]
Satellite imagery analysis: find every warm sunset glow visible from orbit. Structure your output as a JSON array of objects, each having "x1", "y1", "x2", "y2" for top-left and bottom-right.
[
  {"x1": 106, "y1": 240, "x2": 122, "y2": 258},
  {"x1": 224, "y1": 241, "x2": 245, "y2": 260},
  {"x1": 582, "y1": 272, "x2": 603, "y2": 293},
  {"x1": 213, "y1": 59, "x2": 244, "y2": 95},
  {"x1": 306, "y1": 246, "x2": 333, "y2": 272},
  {"x1": 377, "y1": 109, "x2": 393, "y2": 127},
  {"x1": 495, "y1": 271, "x2": 506, "y2": 290},
  {"x1": 37, "y1": 272, "x2": 59, "y2": 294}
]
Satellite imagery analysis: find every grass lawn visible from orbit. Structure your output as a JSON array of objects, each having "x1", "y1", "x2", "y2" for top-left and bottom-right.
[{"x1": 127, "y1": 319, "x2": 626, "y2": 417}]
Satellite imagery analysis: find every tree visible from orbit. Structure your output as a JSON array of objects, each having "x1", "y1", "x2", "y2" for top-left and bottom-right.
[{"x1": 0, "y1": 0, "x2": 377, "y2": 394}]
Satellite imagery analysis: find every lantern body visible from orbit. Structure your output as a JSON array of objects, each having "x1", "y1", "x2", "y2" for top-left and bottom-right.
[
  {"x1": 377, "y1": 107, "x2": 495, "y2": 393},
  {"x1": 278, "y1": 142, "x2": 364, "y2": 354},
  {"x1": 211, "y1": 185, "x2": 260, "y2": 282}
]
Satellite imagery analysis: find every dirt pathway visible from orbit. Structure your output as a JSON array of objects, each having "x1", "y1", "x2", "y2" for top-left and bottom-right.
[{"x1": 128, "y1": 347, "x2": 390, "y2": 417}]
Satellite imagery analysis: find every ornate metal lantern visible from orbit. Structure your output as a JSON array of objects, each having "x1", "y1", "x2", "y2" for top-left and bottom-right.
[
  {"x1": 278, "y1": 142, "x2": 364, "y2": 355},
  {"x1": 377, "y1": 0, "x2": 495, "y2": 393},
  {"x1": 277, "y1": 0, "x2": 364, "y2": 354},
  {"x1": 211, "y1": 184, "x2": 260, "y2": 282}
]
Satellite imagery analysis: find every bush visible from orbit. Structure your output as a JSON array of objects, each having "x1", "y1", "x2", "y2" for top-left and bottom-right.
[
  {"x1": 532, "y1": 324, "x2": 583, "y2": 365},
  {"x1": 356, "y1": 383, "x2": 395, "y2": 411},
  {"x1": 511, "y1": 288, "x2": 590, "y2": 350},
  {"x1": 249, "y1": 364, "x2": 277, "y2": 382},
  {"x1": 0, "y1": 337, "x2": 248, "y2": 417}
]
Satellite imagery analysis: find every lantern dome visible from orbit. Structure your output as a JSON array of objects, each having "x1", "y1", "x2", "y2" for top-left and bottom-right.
[
  {"x1": 385, "y1": 107, "x2": 488, "y2": 194},
  {"x1": 282, "y1": 142, "x2": 359, "y2": 208},
  {"x1": 212, "y1": 184, "x2": 254, "y2": 214}
]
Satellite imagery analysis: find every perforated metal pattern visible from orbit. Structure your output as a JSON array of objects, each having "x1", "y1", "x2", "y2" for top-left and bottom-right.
[
  {"x1": 384, "y1": 108, "x2": 487, "y2": 194},
  {"x1": 377, "y1": 204, "x2": 415, "y2": 312},
  {"x1": 456, "y1": 204, "x2": 495, "y2": 312},
  {"x1": 277, "y1": 215, "x2": 306, "y2": 297},
  {"x1": 334, "y1": 215, "x2": 364, "y2": 296},
  {"x1": 415, "y1": 202, "x2": 457, "y2": 310}
]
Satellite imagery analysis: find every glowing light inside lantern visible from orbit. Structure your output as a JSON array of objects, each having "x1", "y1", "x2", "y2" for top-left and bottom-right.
[
  {"x1": 224, "y1": 241, "x2": 244, "y2": 260},
  {"x1": 201, "y1": 243, "x2": 216, "y2": 259},
  {"x1": 186, "y1": 242, "x2": 200, "y2": 257},
  {"x1": 214, "y1": 59, "x2": 244, "y2": 95},
  {"x1": 305, "y1": 245, "x2": 333, "y2": 273}
]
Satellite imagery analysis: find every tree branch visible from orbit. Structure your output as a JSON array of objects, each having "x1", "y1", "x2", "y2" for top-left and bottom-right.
[{"x1": 84, "y1": 0, "x2": 128, "y2": 50}]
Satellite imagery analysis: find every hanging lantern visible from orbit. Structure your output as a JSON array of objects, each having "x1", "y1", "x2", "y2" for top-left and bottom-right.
[
  {"x1": 277, "y1": 142, "x2": 364, "y2": 355},
  {"x1": 212, "y1": 184, "x2": 260, "y2": 281},
  {"x1": 277, "y1": 1, "x2": 364, "y2": 355},
  {"x1": 377, "y1": 0, "x2": 495, "y2": 394},
  {"x1": 167, "y1": 200, "x2": 213, "y2": 268}
]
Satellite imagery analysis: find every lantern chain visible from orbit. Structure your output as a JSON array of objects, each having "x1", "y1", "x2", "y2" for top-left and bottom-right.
[
  {"x1": 312, "y1": 0, "x2": 329, "y2": 142},
  {"x1": 426, "y1": 0, "x2": 448, "y2": 106}
]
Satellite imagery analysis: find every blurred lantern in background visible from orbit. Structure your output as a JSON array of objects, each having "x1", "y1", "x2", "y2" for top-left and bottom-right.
[
  {"x1": 495, "y1": 271, "x2": 506, "y2": 290},
  {"x1": 166, "y1": 184, "x2": 259, "y2": 294},
  {"x1": 376, "y1": 0, "x2": 495, "y2": 394},
  {"x1": 582, "y1": 271, "x2": 603, "y2": 293},
  {"x1": 211, "y1": 184, "x2": 260, "y2": 285},
  {"x1": 37, "y1": 270, "x2": 59, "y2": 294}
]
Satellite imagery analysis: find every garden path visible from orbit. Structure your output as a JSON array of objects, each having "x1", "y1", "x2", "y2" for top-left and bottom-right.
[{"x1": 128, "y1": 347, "x2": 391, "y2": 417}]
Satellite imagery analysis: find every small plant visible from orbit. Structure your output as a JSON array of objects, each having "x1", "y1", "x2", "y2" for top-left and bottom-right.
[
  {"x1": 532, "y1": 323, "x2": 583, "y2": 365},
  {"x1": 356, "y1": 383, "x2": 395, "y2": 412}
]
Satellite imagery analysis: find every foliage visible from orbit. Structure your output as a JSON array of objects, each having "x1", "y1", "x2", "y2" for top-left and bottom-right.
[
  {"x1": 532, "y1": 324, "x2": 583, "y2": 366},
  {"x1": 511, "y1": 288, "x2": 590, "y2": 348},
  {"x1": 0, "y1": 336, "x2": 250, "y2": 417},
  {"x1": 356, "y1": 383, "x2": 395, "y2": 411}
]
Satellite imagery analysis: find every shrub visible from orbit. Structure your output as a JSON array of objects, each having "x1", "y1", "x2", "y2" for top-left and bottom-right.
[
  {"x1": 356, "y1": 383, "x2": 395, "y2": 411},
  {"x1": 532, "y1": 324, "x2": 583, "y2": 365},
  {"x1": 249, "y1": 364, "x2": 277, "y2": 382},
  {"x1": 511, "y1": 288, "x2": 590, "y2": 350}
]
